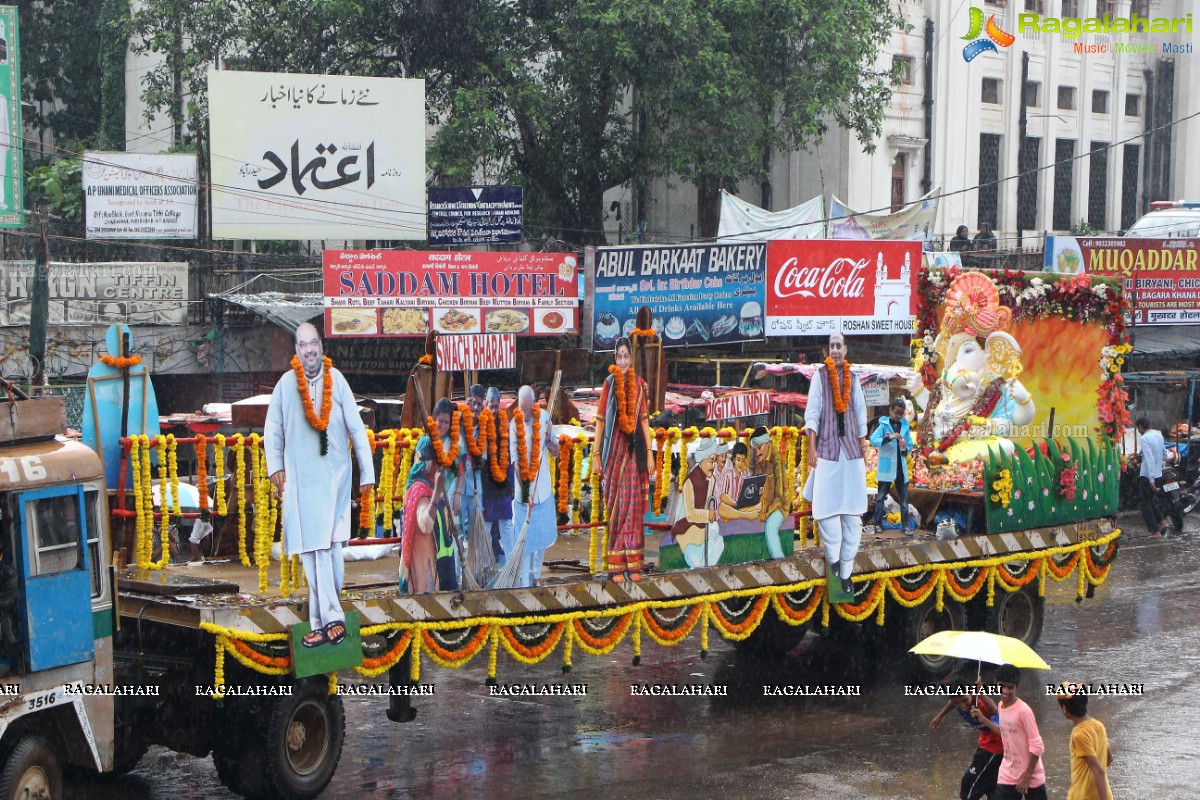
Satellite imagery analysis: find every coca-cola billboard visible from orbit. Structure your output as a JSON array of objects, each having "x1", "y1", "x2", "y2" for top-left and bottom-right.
[{"x1": 765, "y1": 240, "x2": 919, "y2": 336}]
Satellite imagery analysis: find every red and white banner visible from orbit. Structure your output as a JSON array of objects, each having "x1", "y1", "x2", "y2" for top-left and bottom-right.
[
  {"x1": 436, "y1": 334, "x2": 516, "y2": 372},
  {"x1": 706, "y1": 391, "x2": 771, "y2": 421},
  {"x1": 323, "y1": 249, "x2": 579, "y2": 337},
  {"x1": 765, "y1": 240, "x2": 920, "y2": 336}
]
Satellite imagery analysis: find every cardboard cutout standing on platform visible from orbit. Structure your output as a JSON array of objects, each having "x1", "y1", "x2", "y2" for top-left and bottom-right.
[{"x1": 83, "y1": 323, "x2": 161, "y2": 490}]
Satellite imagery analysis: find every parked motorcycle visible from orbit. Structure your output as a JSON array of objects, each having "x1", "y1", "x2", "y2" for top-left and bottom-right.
[
  {"x1": 1124, "y1": 452, "x2": 1188, "y2": 532},
  {"x1": 1157, "y1": 463, "x2": 1186, "y2": 533}
]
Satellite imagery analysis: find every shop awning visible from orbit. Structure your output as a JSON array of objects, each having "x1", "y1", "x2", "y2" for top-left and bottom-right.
[
  {"x1": 214, "y1": 291, "x2": 322, "y2": 333},
  {"x1": 1130, "y1": 326, "x2": 1200, "y2": 359}
]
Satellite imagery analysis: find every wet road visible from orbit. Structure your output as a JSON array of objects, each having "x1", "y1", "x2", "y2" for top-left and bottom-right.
[{"x1": 76, "y1": 518, "x2": 1198, "y2": 799}]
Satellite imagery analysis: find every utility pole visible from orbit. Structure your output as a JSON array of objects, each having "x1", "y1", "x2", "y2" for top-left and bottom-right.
[
  {"x1": 1017, "y1": 52, "x2": 1029, "y2": 250},
  {"x1": 28, "y1": 210, "x2": 49, "y2": 388}
]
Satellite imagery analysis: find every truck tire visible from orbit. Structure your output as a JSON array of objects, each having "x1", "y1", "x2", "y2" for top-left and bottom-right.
[
  {"x1": 0, "y1": 734, "x2": 62, "y2": 800},
  {"x1": 900, "y1": 599, "x2": 966, "y2": 681},
  {"x1": 262, "y1": 680, "x2": 345, "y2": 800},
  {"x1": 986, "y1": 586, "x2": 1045, "y2": 649}
]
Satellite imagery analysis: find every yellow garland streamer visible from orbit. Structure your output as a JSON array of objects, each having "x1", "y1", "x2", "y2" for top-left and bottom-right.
[
  {"x1": 194, "y1": 530, "x2": 1120, "y2": 689},
  {"x1": 379, "y1": 432, "x2": 398, "y2": 535},
  {"x1": 234, "y1": 435, "x2": 249, "y2": 567},
  {"x1": 140, "y1": 435, "x2": 153, "y2": 568},
  {"x1": 656, "y1": 431, "x2": 673, "y2": 515},
  {"x1": 214, "y1": 434, "x2": 227, "y2": 516},
  {"x1": 156, "y1": 436, "x2": 170, "y2": 568},
  {"x1": 129, "y1": 435, "x2": 144, "y2": 561},
  {"x1": 167, "y1": 434, "x2": 182, "y2": 518},
  {"x1": 571, "y1": 439, "x2": 585, "y2": 525}
]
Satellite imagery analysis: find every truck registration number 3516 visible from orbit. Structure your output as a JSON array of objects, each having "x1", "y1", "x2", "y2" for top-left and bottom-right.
[
  {"x1": 26, "y1": 688, "x2": 59, "y2": 712},
  {"x1": 0, "y1": 457, "x2": 47, "y2": 484}
]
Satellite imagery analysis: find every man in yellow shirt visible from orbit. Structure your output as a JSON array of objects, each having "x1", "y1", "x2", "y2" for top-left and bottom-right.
[{"x1": 1057, "y1": 684, "x2": 1114, "y2": 800}]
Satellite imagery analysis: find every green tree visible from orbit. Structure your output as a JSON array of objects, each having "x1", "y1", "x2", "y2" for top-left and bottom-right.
[{"x1": 19, "y1": 1, "x2": 105, "y2": 151}]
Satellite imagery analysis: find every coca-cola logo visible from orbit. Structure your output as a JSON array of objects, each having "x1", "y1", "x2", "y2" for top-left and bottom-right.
[{"x1": 773, "y1": 257, "x2": 867, "y2": 300}]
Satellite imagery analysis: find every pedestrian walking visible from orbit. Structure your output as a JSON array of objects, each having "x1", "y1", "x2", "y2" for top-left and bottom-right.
[
  {"x1": 929, "y1": 680, "x2": 1004, "y2": 800},
  {"x1": 1056, "y1": 684, "x2": 1114, "y2": 800},
  {"x1": 973, "y1": 664, "x2": 1046, "y2": 800},
  {"x1": 1135, "y1": 416, "x2": 1168, "y2": 537}
]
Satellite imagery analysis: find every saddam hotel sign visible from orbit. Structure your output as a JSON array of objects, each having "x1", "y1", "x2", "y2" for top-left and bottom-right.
[{"x1": 1018, "y1": 10, "x2": 1193, "y2": 55}]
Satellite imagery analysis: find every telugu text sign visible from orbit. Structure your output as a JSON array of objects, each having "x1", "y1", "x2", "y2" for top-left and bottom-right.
[
  {"x1": 1045, "y1": 236, "x2": 1200, "y2": 325},
  {"x1": 765, "y1": 240, "x2": 920, "y2": 336},
  {"x1": 706, "y1": 392, "x2": 771, "y2": 421},
  {"x1": 436, "y1": 334, "x2": 516, "y2": 372},
  {"x1": 323, "y1": 250, "x2": 579, "y2": 338},
  {"x1": 591, "y1": 243, "x2": 767, "y2": 351},
  {"x1": 0, "y1": 262, "x2": 188, "y2": 325},
  {"x1": 208, "y1": 69, "x2": 426, "y2": 241},
  {"x1": 83, "y1": 153, "x2": 198, "y2": 239},
  {"x1": 428, "y1": 186, "x2": 523, "y2": 246}
]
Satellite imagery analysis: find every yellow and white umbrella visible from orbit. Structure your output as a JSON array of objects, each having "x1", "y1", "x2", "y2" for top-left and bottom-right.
[{"x1": 910, "y1": 630, "x2": 1050, "y2": 676}]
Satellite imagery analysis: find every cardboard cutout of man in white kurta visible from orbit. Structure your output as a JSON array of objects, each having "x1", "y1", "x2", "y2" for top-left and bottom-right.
[
  {"x1": 802, "y1": 333, "x2": 869, "y2": 596},
  {"x1": 265, "y1": 323, "x2": 374, "y2": 647}
]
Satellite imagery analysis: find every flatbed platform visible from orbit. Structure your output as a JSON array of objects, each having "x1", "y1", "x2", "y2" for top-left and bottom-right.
[{"x1": 116, "y1": 518, "x2": 1119, "y2": 634}]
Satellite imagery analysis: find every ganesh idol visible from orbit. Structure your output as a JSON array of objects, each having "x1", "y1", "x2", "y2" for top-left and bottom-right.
[{"x1": 919, "y1": 272, "x2": 1036, "y2": 464}]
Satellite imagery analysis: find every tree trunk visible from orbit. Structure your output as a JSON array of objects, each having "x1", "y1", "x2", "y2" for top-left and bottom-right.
[{"x1": 696, "y1": 178, "x2": 721, "y2": 240}]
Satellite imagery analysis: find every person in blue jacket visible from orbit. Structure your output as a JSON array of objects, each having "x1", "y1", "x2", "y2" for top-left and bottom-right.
[{"x1": 869, "y1": 398, "x2": 915, "y2": 534}]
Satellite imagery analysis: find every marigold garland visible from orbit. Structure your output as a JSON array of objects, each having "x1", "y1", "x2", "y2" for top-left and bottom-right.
[
  {"x1": 461, "y1": 405, "x2": 485, "y2": 458},
  {"x1": 130, "y1": 435, "x2": 145, "y2": 564},
  {"x1": 234, "y1": 435, "x2": 249, "y2": 567},
  {"x1": 654, "y1": 428, "x2": 673, "y2": 515},
  {"x1": 483, "y1": 409, "x2": 510, "y2": 484},
  {"x1": 824, "y1": 358, "x2": 853, "y2": 414},
  {"x1": 608, "y1": 366, "x2": 639, "y2": 435},
  {"x1": 100, "y1": 353, "x2": 142, "y2": 369},
  {"x1": 378, "y1": 432, "x2": 398, "y2": 534},
  {"x1": 194, "y1": 434, "x2": 210, "y2": 519},
  {"x1": 426, "y1": 411, "x2": 462, "y2": 468},
  {"x1": 139, "y1": 435, "x2": 153, "y2": 568},
  {"x1": 571, "y1": 439, "x2": 586, "y2": 524},
  {"x1": 156, "y1": 436, "x2": 171, "y2": 569},
  {"x1": 213, "y1": 434, "x2": 227, "y2": 516},
  {"x1": 513, "y1": 407, "x2": 543, "y2": 484},
  {"x1": 556, "y1": 435, "x2": 573, "y2": 514},
  {"x1": 291, "y1": 355, "x2": 334, "y2": 456}
]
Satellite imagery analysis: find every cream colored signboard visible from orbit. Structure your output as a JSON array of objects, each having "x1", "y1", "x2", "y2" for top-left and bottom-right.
[{"x1": 208, "y1": 69, "x2": 426, "y2": 240}]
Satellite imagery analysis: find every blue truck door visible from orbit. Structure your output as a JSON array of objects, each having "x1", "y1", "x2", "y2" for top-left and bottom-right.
[{"x1": 17, "y1": 486, "x2": 94, "y2": 671}]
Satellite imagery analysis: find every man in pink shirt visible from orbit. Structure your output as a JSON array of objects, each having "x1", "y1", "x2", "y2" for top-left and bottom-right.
[{"x1": 973, "y1": 663, "x2": 1046, "y2": 800}]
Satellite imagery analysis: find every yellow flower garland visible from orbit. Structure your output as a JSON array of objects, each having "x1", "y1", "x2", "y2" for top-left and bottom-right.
[
  {"x1": 139, "y1": 435, "x2": 153, "y2": 568},
  {"x1": 156, "y1": 436, "x2": 170, "y2": 569},
  {"x1": 192, "y1": 531, "x2": 1118, "y2": 693},
  {"x1": 234, "y1": 435, "x2": 249, "y2": 567},
  {"x1": 129, "y1": 435, "x2": 144, "y2": 561},
  {"x1": 571, "y1": 439, "x2": 585, "y2": 525},
  {"x1": 214, "y1": 434, "x2": 227, "y2": 516},
  {"x1": 166, "y1": 434, "x2": 182, "y2": 518}
]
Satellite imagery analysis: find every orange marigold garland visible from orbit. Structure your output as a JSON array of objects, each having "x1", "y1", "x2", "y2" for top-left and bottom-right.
[
  {"x1": 484, "y1": 409, "x2": 510, "y2": 484},
  {"x1": 557, "y1": 435, "x2": 572, "y2": 514},
  {"x1": 824, "y1": 357, "x2": 852, "y2": 414},
  {"x1": 513, "y1": 406, "x2": 543, "y2": 484},
  {"x1": 291, "y1": 355, "x2": 334, "y2": 455},
  {"x1": 195, "y1": 434, "x2": 210, "y2": 521},
  {"x1": 608, "y1": 366, "x2": 638, "y2": 435},
  {"x1": 100, "y1": 353, "x2": 142, "y2": 369},
  {"x1": 426, "y1": 410, "x2": 462, "y2": 468},
  {"x1": 461, "y1": 405, "x2": 485, "y2": 458}
]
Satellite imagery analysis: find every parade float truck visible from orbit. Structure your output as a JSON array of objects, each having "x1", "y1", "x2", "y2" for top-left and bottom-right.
[{"x1": 0, "y1": 267, "x2": 1126, "y2": 800}]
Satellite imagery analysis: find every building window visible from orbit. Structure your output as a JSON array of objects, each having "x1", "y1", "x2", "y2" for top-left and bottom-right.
[
  {"x1": 1024, "y1": 81, "x2": 1041, "y2": 108},
  {"x1": 1057, "y1": 86, "x2": 1077, "y2": 110},
  {"x1": 1089, "y1": 141, "x2": 1109, "y2": 231},
  {"x1": 982, "y1": 77, "x2": 1002, "y2": 104},
  {"x1": 1053, "y1": 138, "x2": 1076, "y2": 231},
  {"x1": 1092, "y1": 90, "x2": 1109, "y2": 114},
  {"x1": 1025, "y1": 0, "x2": 1044, "y2": 11},
  {"x1": 891, "y1": 153, "x2": 908, "y2": 212},
  {"x1": 1125, "y1": 93, "x2": 1140, "y2": 117},
  {"x1": 1061, "y1": 0, "x2": 1079, "y2": 16},
  {"x1": 893, "y1": 55, "x2": 915, "y2": 85},
  {"x1": 1096, "y1": 0, "x2": 1114, "y2": 16},
  {"x1": 979, "y1": 133, "x2": 1002, "y2": 230},
  {"x1": 1121, "y1": 145, "x2": 1140, "y2": 231}
]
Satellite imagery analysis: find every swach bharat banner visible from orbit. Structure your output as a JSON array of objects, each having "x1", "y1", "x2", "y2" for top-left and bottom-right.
[
  {"x1": 323, "y1": 250, "x2": 578, "y2": 338},
  {"x1": 765, "y1": 240, "x2": 920, "y2": 336}
]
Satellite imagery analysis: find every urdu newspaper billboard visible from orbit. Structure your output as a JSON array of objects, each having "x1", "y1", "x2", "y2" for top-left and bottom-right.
[{"x1": 208, "y1": 69, "x2": 426, "y2": 240}]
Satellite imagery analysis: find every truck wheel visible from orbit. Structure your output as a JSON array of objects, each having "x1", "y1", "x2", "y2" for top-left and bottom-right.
[
  {"x1": 262, "y1": 680, "x2": 345, "y2": 800},
  {"x1": 986, "y1": 586, "x2": 1045, "y2": 649},
  {"x1": 0, "y1": 734, "x2": 62, "y2": 800},
  {"x1": 901, "y1": 599, "x2": 966, "y2": 680}
]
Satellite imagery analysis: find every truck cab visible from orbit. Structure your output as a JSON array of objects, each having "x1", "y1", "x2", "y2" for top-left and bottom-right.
[{"x1": 0, "y1": 397, "x2": 116, "y2": 799}]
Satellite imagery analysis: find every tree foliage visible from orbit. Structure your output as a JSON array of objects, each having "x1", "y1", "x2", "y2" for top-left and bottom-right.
[
  {"x1": 130, "y1": 0, "x2": 905, "y2": 243},
  {"x1": 19, "y1": 0, "x2": 104, "y2": 149}
]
